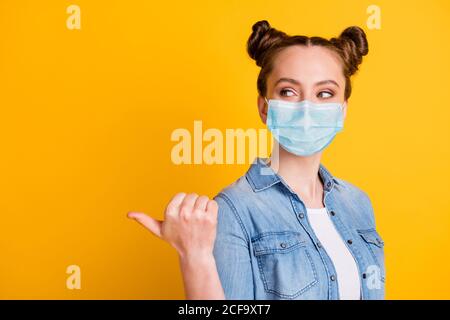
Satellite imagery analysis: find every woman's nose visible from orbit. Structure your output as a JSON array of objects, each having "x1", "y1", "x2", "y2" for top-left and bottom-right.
[
  {"x1": 296, "y1": 96, "x2": 309, "y2": 102},
  {"x1": 299, "y1": 93, "x2": 318, "y2": 103}
]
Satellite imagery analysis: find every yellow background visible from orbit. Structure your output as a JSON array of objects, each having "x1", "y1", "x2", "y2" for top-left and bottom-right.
[{"x1": 0, "y1": 0, "x2": 449, "y2": 299}]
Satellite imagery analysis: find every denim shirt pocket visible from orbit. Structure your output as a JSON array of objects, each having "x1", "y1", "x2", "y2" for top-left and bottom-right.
[
  {"x1": 251, "y1": 231, "x2": 318, "y2": 299},
  {"x1": 357, "y1": 228, "x2": 386, "y2": 283}
]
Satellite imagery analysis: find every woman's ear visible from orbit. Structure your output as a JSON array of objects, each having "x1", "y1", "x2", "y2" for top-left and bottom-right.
[{"x1": 257, "y1": 95, "x2": 268, "y2": 124}]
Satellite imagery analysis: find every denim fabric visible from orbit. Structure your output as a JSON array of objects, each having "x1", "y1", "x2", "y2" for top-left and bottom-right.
[{"x1": 212, "y1": 157, "x2": 385, "y2": 300}]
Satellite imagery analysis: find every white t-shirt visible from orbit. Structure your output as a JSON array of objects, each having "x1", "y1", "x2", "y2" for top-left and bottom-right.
[{"x1": 306, "y1": 207, "x2": 361, "y2": 300}]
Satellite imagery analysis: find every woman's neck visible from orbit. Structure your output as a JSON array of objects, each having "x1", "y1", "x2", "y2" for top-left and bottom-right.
[{"x1": 268, "y1": 145, "x2": 324, "y2": 208}]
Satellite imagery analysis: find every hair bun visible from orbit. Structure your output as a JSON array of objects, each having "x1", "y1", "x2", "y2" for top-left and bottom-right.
[
  {"x1": 340, "y1": 26, "x2": 369, "y2": 57},
  {"x1": 247, "y1": 20, "x2": 287, "y2": 67},
  {"x1": 335, "y1": 26, "x2": 369, "y2": 75}
]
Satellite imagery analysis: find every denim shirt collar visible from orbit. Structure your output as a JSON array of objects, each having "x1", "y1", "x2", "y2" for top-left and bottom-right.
[{"x1": 246, "y1": 157, "x2": 340, "y2": 194}]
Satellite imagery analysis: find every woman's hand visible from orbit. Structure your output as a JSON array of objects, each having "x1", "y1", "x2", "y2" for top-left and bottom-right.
[
  {"x1": 127, "y1": 192, "x2": 225, "y2": 299},
  {"x1": 127, "y1": 192, "x2": 219, "y2": 259}
]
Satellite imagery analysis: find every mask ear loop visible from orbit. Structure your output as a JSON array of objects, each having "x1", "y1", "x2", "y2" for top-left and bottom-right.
[{"x1": 263, "y1": 96, "x2": 274, "y2": 165}]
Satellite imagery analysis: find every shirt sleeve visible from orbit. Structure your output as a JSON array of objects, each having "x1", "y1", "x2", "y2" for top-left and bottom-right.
[{"x1": 212, "y1": 193, "x2": 254, "y2": 300}]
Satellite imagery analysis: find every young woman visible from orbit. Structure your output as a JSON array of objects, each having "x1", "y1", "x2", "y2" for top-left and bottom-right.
[{"x1": 128, "y1": 20, "x2": 385, "y2": 300}]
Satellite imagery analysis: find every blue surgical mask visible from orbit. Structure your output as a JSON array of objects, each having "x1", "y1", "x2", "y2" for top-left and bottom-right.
[{"x1": 265, "y1": 97, "x2": 345, "y2": 156}]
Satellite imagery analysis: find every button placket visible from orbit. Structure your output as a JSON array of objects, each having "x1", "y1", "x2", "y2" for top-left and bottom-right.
[
  {"x1": 291, "y1": 194, "x2": 340, "y2": 299},
  {"x1": 325, "y1": 210, "x2": 365, "y2": 300}
]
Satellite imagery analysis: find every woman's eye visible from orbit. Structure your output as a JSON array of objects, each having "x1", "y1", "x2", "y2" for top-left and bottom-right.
[
  {"x1": 318, "y1": 91, "x2": 333, "y2": 99},
  {"x1": 280, "y1": 89, "x2": 296, "y2": 97}
]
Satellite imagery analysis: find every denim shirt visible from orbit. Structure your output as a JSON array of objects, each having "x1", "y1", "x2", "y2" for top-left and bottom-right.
[{"x1": 212, "y1": 157, "x2": 385, "y2": 300}]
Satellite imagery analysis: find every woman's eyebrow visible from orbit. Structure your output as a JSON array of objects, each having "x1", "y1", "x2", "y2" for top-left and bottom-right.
[
  {"x1": 315, "y1": 79, "x2": 340, "y2": 88},
  {"x1": 274, "y1": 77, "x2": 301, "y2": 86},
  {"x1": 274, "y1": 78, "x2": 340, "y2": 88}
]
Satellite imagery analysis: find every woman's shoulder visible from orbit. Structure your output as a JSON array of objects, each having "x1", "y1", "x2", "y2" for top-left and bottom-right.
[
  {"x1": 213, "y1": 173, "x2": 255, "y2": 209},
  {"x1": 333, "y1": 177, "x2": 372, "y2": 201},
  {"x1": 332, "y1": 176, "x2": 377, "y2": 225}
]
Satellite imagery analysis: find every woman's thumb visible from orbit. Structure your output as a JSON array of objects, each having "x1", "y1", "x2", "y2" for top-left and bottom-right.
[{"x1": 127, "y1": 212, "x2": 163, "y2": 238}]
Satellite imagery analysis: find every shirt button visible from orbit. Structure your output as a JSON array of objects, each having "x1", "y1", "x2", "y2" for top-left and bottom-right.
[
  {"x1": 317, "y1": 242, "x2": 322, "y2": 249},
  {"x1": 330, "y1": 275, "x2": 336, "y2": 281},
  {"x1": 326, "y1": 182, "x2": 331, "y2": 188},
  {"x1": 330, "y1": 210, "x2": 336, "y2": 216},
  {"x1": 347, "y1": 239, "x2": 353, "y2": 245},
  {"x1": 362, "y1": 273, "x2": 367, "y2": 279},
  {"x1": 299, "y1": 213, "x2": 305, "y2": 219},
  {"x1": 280, "y1": 242, "x2": 287, "y2": 249}
]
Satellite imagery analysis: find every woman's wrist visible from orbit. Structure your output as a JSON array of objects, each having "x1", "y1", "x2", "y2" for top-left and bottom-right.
[
  {"x1": 178, "y1": 250, "x2": 224, "y2": 300},
  {"x1": 178, "y1": 250, "x2": 215, "y2": 266}
]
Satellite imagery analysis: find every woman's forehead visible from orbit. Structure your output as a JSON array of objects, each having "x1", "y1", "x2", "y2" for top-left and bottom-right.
[{"x1": 269, "y1": 45, "x2": 344, "y2": 86}]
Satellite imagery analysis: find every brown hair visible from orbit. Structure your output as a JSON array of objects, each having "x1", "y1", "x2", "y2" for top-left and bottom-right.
[{"x1": 247, "y1": 20, "x2": 369, "y2": 100}]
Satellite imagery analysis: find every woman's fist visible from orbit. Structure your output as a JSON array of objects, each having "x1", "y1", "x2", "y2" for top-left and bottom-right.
[{"x1": 127, "y1": 192, "x2": 219, "y2": 258}]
